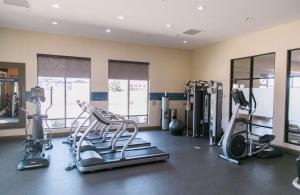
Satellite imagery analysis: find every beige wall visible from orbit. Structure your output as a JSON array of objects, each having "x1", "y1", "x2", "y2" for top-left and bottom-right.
[
  {"x1": 192, "y1": 19, "x2": 300, "y2": 151},
  {"x1": 0, "y1": 28, "x2": 191, "y2": 136},
  {"x1": 2, "y1": 18, "x2": 300, "y2": 151}
]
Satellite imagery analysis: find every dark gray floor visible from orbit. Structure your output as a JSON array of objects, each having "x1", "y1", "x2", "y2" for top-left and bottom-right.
[{"x1": 0, "y1": 130, "x2": 299, "y2": 195}]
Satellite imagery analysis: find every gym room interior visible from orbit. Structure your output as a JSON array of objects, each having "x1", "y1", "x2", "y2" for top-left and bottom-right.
[{"x1": 0, "y1": 0, "x2": 300, "y2": 194}]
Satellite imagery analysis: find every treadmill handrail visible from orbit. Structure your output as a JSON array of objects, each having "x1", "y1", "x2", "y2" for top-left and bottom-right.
[
  {"x1": 76, "y1": 119, "x2": 99, "y2": 160},
  {"x1": 69, "y1": 107, "x2": 87, "y2": 136},
  {"x1": 73, "y1": 112, "x2": 94, "y2": 148},
  {"x1": 119, "y1": 122, "x2": 139, "y2": 159},
  {"x1": 109, "y1": 123, "x2": 125, "y2": 147},
  {"x1": 98, "y1": 124, "x2": 112, "y2": 141},
  {"x1": 71, "y1": 104, "x2": 125, "y2": 142},
  {"x1": 111, "y1": 123, "x2": 127, "y2": 150},
  {"x1": 85, "y1": 107, "x2": 140, "y2": 159}
]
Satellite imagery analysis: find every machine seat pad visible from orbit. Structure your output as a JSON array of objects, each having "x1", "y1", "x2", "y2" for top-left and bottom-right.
[{"x1": 259, "y1": 134, "x2": 275, "y2": 143}]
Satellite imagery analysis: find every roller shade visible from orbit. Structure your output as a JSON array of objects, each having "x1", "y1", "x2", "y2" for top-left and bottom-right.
[
  {"x1": 108, "y1": 60, "x2": 149, "y2": 80},
  {"x1": 37, "y1": 54, "x2": 91, "y2": 78}
]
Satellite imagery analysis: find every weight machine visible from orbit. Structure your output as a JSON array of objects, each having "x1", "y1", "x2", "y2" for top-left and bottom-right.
[{"x1": 185, "y1": 80, "x2": 223, "y2": 145}]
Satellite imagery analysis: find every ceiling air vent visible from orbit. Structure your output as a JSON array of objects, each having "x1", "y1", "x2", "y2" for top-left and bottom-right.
[
  {"x1": 3, "y1": 0, "x2": 30, "y2": 8},
  {"x1": 183, "y1": 29, "x2": 201, "y2": 35}
]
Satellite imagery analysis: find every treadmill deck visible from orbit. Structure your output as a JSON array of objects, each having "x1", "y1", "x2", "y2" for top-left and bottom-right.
[
  {"x1": 80, "y1": 138, "x2": 151, "y2": 152},
  {"x1": 77, "y1": 146, "x2": 169, "y2": 172}
]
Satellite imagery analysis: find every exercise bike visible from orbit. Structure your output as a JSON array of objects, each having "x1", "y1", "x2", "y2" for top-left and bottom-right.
[
  {"x1": 17, "y1": 86, "x2": 53, "y2": 170},
  {"x1": 219, "y1": 89, "x2": 282, "y2": 164}
]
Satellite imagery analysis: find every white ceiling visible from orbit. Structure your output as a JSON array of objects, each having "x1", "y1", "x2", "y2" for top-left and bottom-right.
[{"x1": 0, "y1": 0, "x2": 300, "y2": 50}]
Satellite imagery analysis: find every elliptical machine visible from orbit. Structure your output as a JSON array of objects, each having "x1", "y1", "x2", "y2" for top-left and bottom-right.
[
  {"x1": 219, "y1": 89, "x2": 281, "y2": 164},
  {"x1": 17, "y1": 86, "x2": 53, "y2": 170}
]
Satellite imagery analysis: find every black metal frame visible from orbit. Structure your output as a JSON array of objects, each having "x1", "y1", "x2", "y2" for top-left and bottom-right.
[
  {"x1": 229, "y1": 52, "x2": 276, "y2": 131},
  {"x1": 285, "y1": 48, "x2": 300, "y2": 146}
]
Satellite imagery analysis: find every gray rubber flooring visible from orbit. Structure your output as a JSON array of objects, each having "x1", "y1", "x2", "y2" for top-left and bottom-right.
[{"x1": 0, "y1": 130, "x2": 298, "y2": 195}]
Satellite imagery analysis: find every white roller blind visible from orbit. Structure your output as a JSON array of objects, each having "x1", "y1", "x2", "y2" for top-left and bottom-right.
[
  {"x1": 37, "y1": 54, "x2": 91, "y2": 78},
  {"x1": 108, "y1": 60, "x2": 149, "y2": 80}
]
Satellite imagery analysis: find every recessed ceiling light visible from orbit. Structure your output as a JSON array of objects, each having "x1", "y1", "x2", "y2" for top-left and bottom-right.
[
  {"x1": 146, "y1": 34, "x2": 153, "y2": 38},
  {"x1": 52, "y1": 21, "x2": 58, "y2": 25},
  {"x1": 52, "y1": 4, "x2": 60, "y2": 8},
  {"x1": 246, "y1": 17, "x2": 254, "y2": 22},
  {"x1": 118, "y1": 16, "x2": 124, "y2": 20},
  {"x1": 197, "y1": 6, "x2": 205, "y2": 10},
  {"x1": 106, "y1": 29, "x2": 111, "y2": 33},
  {"x1": 165, "y1": 24, "x2": 171, "y2": 28},
  {"x1": 183, "y1": 40, "x2": 187, "y2": 44}
]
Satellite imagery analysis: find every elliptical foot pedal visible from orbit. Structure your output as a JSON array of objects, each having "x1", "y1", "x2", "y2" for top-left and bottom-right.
[
  {"x1": 255, "y1": 146, "x2": 283, "y2": 159},
  {"x1": 259, "y1": 134, "x2": 275, "y2": 143}
]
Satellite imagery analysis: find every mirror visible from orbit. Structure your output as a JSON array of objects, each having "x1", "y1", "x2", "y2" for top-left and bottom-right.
[
  {"x1": 287, "y1": 49, "x2": 300, "y2": 145},
  {"x1": 0, "y1": 68, "x2": 19, "y2": 123},
  {"x1": 0, "y1": 62, "x2": 25, "y2": 129}
]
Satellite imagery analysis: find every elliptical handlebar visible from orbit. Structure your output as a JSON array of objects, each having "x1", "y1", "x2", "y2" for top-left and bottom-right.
[
  {"x1": 232, "y1": 89, "x2": 257, "y2": 117},
  {"x1": 43, "y1": 87, "x2": 53, "y2": 148},
  {"x1": 19, "y1": 87, "x2": 30, "y2": 137},
  {"x1": 45, "y1": 87, "x2": 53, "y2": 117},
  {"x1": 249, "y1": 90, "x2": 257, "y2": 116}
]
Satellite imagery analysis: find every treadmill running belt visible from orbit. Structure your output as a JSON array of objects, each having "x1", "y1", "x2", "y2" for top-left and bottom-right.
[
  {"x1": 77, "y1": 146, "x2": 169, "y2": 172},
  {"x1": 100, "y1": 147, "x2": 167, "y2": 161},
  {"x1": 85, "y1": 132, "x2": 131, "y2": 140},
  {"x1": 93, "y1": 138, "x2": 150, "y2": 149}
]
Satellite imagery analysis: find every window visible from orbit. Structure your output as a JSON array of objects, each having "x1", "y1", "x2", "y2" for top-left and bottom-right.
[
  {"x1": 37, "y1": 54, "x2": 91, "y2": 129},
  {"x1": 108, "y1": 60, "x2": 149, "y2": 123},
  {"x1": 286, "y1": 49, "x2": 300, "y2": 145},
  {"x1": 260, "y1": 78, "x2": 274, "y2": 88},
  {"x1": 230, "y1": 53, "x2": 275, "y2": 136}
]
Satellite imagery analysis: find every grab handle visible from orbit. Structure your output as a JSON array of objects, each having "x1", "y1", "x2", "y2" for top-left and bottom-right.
[
  {"x1": 20, "y1": 87, "x2": 30, "y2": 137},
  {"x1": 45, "y1": 87, "x2": 53, "y2": 115},
  {"x1": 44, "y1": 87, "x2": 53, "y2": 144}
]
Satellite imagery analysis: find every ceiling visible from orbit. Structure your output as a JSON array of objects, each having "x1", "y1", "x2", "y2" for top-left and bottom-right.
[{"x1": 0, "y1": 0, "x2": 300, "y2": 50}]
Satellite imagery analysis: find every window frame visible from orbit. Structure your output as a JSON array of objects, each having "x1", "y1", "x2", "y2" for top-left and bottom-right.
[
  {"x1": 285, "y1": 48, "x2": 300, "y2": 146},
  {"x1": 108, "y1": 78, "x2": 149, "y2": 124},
  {"x1": 229, "y1": 52, "x2": 276, "y2": 131}
]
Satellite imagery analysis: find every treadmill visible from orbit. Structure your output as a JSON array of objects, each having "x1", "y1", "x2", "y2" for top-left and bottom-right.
[
  {"x1": 66, "y1": 107, "x2": 132, "y2": 146},
  {"x1": 72, "y1": 109, "x2": 151, "y2": 153},
  {"x1": 75, "y1": 108, "x2": 169, "y2": 172}
]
